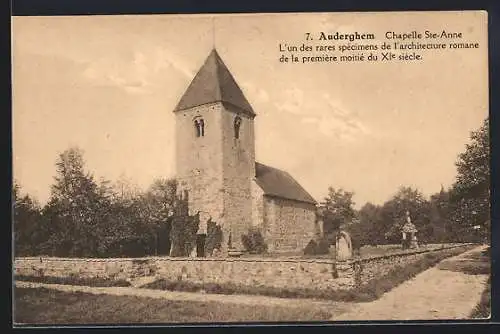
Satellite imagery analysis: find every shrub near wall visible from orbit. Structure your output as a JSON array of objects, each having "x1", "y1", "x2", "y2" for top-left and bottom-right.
[
  {"x1": 303, "y1": 238, "x2": 330, "y2": 256},
  {"x1": 241, "y1": 229, "x2": 268, "y2": 254},
  {"x1": 205, "y1": 221, "x2": 223, "y2": 256}
]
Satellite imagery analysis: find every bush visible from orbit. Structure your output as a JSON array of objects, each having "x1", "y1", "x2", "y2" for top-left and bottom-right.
[
  {"x1": 241, "y1": 228, "x2": 267, "y2": 254},
  {"x1": 303, "y1": 240, "x2": 318, "y2": 255},
  {"x1": 303, "y1": 238, "x2": 331, "y2": 256},
  {"x1": 205, "y1": 221, "x2": 223, "y2": 256},
  {"x1": 316, "y1": 238, "x2": 331, "y2": 254},
  {"x1": 170, "y1": 214, "x2": 199, "y2": 257}
]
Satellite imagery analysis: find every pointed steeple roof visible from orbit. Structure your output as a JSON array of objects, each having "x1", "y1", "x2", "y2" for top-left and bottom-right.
[{"x1": 174, "y1": 49, "x2": 255, "y2": 117}]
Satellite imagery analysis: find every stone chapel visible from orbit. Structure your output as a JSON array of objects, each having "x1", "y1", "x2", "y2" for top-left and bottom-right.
[{"x1": 174, "y1": 49, "x2": 319, "y2": 255}]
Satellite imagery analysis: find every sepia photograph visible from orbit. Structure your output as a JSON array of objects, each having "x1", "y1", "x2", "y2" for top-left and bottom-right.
[{"x1": 12, "y1": 11, "x2": 490, "y2": 325}]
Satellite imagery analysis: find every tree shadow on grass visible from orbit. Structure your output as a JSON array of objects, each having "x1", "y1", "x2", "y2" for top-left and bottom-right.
[{"x1": 436, "y1": 247, "x2": 490, "y2": 275}]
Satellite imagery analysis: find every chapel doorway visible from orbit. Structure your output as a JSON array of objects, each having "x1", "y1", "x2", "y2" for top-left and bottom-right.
[{"x1": 196, "y1": 234, "x2": 206, "y2": 257}]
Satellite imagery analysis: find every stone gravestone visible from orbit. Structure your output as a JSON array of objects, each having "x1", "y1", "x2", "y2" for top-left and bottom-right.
[{"x1": 336, "y1": 231, "x2": 353, "y2": 261}]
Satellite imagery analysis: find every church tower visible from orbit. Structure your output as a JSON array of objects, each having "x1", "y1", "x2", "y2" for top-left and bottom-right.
[{"x1": 174, "y1": 49, "x2": 256, "y2": 253}]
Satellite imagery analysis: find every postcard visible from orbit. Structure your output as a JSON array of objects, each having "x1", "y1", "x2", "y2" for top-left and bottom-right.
[{"x1": 12, "y1": 11, "x2": 490, "y2": 324}]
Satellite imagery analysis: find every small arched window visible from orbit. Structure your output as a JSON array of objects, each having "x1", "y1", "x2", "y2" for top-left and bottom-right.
[
  {"x1": 194, "y1": 117, "x2": 205, "y2": 137},
  {"x1": 194, "y1": 120, "x2": 201, "y2": 137},
  {"x1": 199, "y1": 119, "x2": 205, "y2": 136},
  {"x1": 234, "y1": 116, "x2": 242, "y2": 139}
]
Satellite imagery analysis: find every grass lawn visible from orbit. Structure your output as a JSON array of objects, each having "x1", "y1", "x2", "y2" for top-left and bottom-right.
[
  {"x1": 470, "y1": 277, "x2": 491, "y2": 319},
  {"x1": 358, "y1": 243, "x2": 459, "y2": 258},
  {"x1": 14, "y1": 287, "x2": 334, "y2": 324},
  {"x1": 436, "y1": 247, "x2": 490, "y2": 275}
]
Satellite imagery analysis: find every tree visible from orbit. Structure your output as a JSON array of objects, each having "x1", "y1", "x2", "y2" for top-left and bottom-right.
[
  {"x1": 45, "y1": 147, "x2": 107, "y2": 257},
  {"x1": 319, "y1": 187, "x2": 356, "y2": 243},
  {"x1": 137, "y1": 178, "x2": 177, "y2": 256},
  {"x1": 112, "y1": 174, "x2": 141, "y2": 203},
  {"x1": 380, "y1": 186, "x2": 431, "y2": 244},
  {"x1": 95, "y1": 177, "x2": 177, "y2": 257},
  {"x1": 428, "y1": 187, "x2": 452, "y2": 243},
  {"x1": 450, "y1": 118, "x2": 490, "y2": 242},
  {"x1": 13, "y1": 181, "x2": 43, "y2": 256},
  {"x1": 170, "y1": 212, "x2": 199, "y2": 257},
  {"x1": 354, "y1": 202, "x2": 385, "y2": 246},
  {"x1": 139, "y1": 178, "x2": 177, "y2": 225},
  {"x1": 14, "y1": 148, "x2": 187, "y2": 258}
]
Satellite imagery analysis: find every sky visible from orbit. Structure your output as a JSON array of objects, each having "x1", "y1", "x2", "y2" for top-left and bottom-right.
[{"x1": 12, "y1": 12, "x2": 488, "y2": 208}]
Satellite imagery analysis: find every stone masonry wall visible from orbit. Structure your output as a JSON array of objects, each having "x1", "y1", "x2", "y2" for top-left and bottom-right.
[
  {"x1": 251, "y1": 180, "x2": 264, "y2": 229},
  {"x1": 221, "y1": 105, "x2": 255, "y2": 251},
  {"x1": 264, "y1": 196, "x2": 317, "y2": 253},
  {"x1": 351, "y1": 243, "x2": 474, "y2": 285},
  {"x1": 14, "y1": 244, "x2": 473, "y2": 292},
  {"x1": 175, "y1": 103, "x2": 225, "y2": 225},
  {"x1": 15, "y1": 257, "x2": 351, "y2": 291}
]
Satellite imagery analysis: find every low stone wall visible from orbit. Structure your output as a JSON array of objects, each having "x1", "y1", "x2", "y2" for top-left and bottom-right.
[
  {"x1": 14, "y1": 257, "x2": 353, "y2": 290},
  {"x1": 351, "y1": 243, "x2": 474, "y2": 285},
  {"x1": 14, "y1": 244, "x2": 474, "y2": 292}
]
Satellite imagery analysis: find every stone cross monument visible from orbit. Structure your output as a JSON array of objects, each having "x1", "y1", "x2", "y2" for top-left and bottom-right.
[{"x1": 401, "y1": 210, "x2": 418, "y2": 249}]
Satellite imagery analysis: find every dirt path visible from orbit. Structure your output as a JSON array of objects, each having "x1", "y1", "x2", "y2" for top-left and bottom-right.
[
  {"x1": 15, "y1": 280, "x2": 351, "y2": 314},
  {"x1": 333, "y1": 245, "x2": 490, "y2": 321}
]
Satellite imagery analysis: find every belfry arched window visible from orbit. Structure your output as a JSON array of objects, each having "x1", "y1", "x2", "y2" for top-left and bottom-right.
[
  {"x1": 234, "y1": 116, "x2": 242, "y2": 139},
  {"x1": 194, "y1": 117, "x2": 205, "y2": 137}
]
